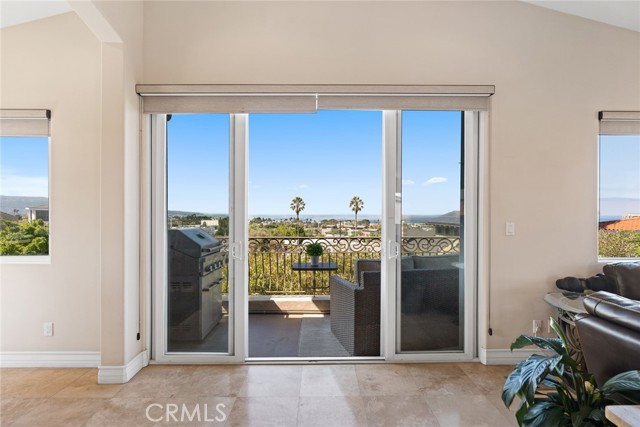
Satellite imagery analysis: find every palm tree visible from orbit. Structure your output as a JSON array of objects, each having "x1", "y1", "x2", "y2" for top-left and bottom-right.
[
  {"x1": 290, "y1": 197, "x2": 305, "y2": 222},
  {"x1": 349, "y1": 196, "x2": 364, "y2": 229}
]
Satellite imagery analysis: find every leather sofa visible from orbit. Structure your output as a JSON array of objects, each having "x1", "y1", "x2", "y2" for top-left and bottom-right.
[
  {"x1": 574, "y1": 262, "x2": 640, "y2": 388},
  {"x1": 602, "y1": 261, "x2": 640, "y2": 300},
  {"x1": 575, "y1": 291, "x2": 640, "y2": 398}
]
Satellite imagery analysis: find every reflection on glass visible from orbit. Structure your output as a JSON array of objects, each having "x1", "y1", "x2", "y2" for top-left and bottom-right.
[
  {"x1": 166, "y1": 114, "x2": 230, "y2": 353},
  {"x1": 598, "y1": 135, "x2": 640, "y2": 258},
  {"x1": 0, "y1": 136, "x2": 49, "y2": 256},
  {"x1": 399, "y1": 111, "x2": 464, "y2": 352}
]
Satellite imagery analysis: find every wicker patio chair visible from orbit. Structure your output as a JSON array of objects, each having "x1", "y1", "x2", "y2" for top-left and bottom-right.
[{"x1": 330, "y1": 270, "x2": 381, "y2": 356}]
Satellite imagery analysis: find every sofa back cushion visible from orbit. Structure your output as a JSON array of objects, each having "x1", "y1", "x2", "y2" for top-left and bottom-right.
[
  {"x1": 354, "y1": 259, "x2": 381, "y2": 286},
  {"x1": 412, "y1": 254, "x2": 459, "y2": 270},
  {"x1": 603, "y1": 262, "x2": 640, "y2": 300}
]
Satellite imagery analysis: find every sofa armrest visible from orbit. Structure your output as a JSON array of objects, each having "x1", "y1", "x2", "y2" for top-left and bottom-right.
[{"x1": 584, "y1": 291, "x2": 640, "y2": 333}]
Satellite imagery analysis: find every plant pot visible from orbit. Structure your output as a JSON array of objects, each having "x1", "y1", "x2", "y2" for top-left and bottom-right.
[{"x1": 310, "y1": 255, "x2": 320, "y2": 266}]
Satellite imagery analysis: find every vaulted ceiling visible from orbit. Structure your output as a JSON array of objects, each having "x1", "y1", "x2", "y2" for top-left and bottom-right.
[{"x1": 1, "y1": 0, "x2": 639, "y2": 32}]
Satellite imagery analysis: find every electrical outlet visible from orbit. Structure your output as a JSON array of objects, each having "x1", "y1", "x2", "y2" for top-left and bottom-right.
[
  {"x1": 532, "y1": 319, "x2": 542, "y2": 335},
  {"x1": 43, "y1": 322, "x2": 53, "y2": 337}
]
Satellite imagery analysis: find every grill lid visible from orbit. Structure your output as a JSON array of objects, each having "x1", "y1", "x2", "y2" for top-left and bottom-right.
[{"x1": 169, "y1": 228, "x2": 222, "y2": 258}]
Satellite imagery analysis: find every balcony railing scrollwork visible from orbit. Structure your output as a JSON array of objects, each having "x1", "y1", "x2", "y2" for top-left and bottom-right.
[{"x1": 216, "y1": 236, "x2": 460, "y2": 295}]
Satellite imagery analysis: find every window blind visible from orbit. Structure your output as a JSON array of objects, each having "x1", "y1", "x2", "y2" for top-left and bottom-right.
[
  {"x1": 599, "y1": 111, "x2": 640, "y2": 135},
  {"x1": 0, "y1": 109, "x2": 51, "y2": 137},
  {"x1": 136, "y1": 85, "x2": 495, "y2": 114}
]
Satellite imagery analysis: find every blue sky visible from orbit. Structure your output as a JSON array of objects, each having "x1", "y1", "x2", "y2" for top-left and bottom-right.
[
  {"x1": 599, "y1": 134, "x2": 640, "y2": 218},
  {"x1": 3, "y1": 117, "x2": 636, "y2": 219},
  {"x1": 167, "y1": 110, "x2": 463, "y2": 216},
  {"x1": 0, "y1": 136, "x2": 48, "y2": 197}
]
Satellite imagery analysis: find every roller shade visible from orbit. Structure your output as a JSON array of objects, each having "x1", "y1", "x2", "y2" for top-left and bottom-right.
[
  {"x1": 137, "y1": 85, "x2": 494, "y2": 113},
  {"x1": 0, "y1": 109, "x2": 50, "y2": 137},
  {"x1": 143, "y1": 95, "x2": 317, "y2": 114},
  {"x1": 599, "y1": 111, "x2": 640, "y2": 135}
]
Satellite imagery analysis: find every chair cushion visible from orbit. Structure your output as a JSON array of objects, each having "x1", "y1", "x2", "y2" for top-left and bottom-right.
[
  {"x1": 401, "y1": 256, "x2": 414, "y2": 270},
  {"x1": 354, "y1": 259, "x2": 381, "y2": 286},
  {"x1": 412, "y1": 254, "x2": 459, "y2": 270}
]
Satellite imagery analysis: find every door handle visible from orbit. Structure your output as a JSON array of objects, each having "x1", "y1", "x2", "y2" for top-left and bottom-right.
[
  {"x1": 387, "y1": 240, "x2": 400, "y2": 260},
  {"x1": 230, "y1": 241, "x2": 243, "y2": 261}
]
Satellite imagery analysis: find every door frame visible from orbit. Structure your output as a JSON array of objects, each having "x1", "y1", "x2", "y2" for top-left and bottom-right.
[
  {"x1": 147, "y1": 109, "x2": 486, "y2": 363},
  {"x1": 150, "y1": 113, "x2": 248, "y2": 363}
]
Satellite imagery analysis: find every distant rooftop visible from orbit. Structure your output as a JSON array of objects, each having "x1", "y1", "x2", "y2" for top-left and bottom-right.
[{"x1": 600, "y1": 218, "x2": 640, "y2": 231}]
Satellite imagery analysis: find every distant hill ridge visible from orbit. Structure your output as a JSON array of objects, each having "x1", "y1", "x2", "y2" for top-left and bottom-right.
[{"x1": 0, "y1": 195, "x2": 48, "y2": 215}]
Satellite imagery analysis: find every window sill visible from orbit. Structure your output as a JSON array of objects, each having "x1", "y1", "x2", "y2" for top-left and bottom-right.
[
  {"x1": 598, "y1": 257, "x2": 640, "y2": 266},
  {"x1": 0, "y1": 256, "x2": 50, "y2": 265}
]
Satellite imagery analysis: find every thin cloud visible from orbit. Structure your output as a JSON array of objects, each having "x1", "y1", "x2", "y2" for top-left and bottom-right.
[
  {"x1": 298, "y1": 184, "x2": 309, "y2": 189},
  {"x1": 423, "y1": 177, "x2": 447, "y2": 185},
  {"x1": 402, "y1": 179, "x2": 415, "y2": 185}
]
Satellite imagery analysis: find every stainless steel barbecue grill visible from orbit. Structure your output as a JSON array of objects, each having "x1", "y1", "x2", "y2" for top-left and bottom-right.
[{"x1": 168, "y1": 228, "x2": 225, "y2": 342}]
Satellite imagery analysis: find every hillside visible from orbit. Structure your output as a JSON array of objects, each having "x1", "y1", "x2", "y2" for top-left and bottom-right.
[{"x1": 0, "y1": 195, "x2": 48, "y2": 215}]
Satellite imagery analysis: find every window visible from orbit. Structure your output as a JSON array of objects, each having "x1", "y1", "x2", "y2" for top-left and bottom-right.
[
  {"x1": 598, "y1": 111, "x2": 640, "y2": 259},
  {"x1": 0, "y1": 110, "x2": 50, "y2": 257}
]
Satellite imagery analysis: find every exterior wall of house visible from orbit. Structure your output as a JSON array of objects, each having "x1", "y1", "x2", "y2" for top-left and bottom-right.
[
  {"x1": 0, "y1": 13, "x2": 102, "y2": 353},
  {"x1": 143, "y1": 0, "x2": 640, "y2": 349}
]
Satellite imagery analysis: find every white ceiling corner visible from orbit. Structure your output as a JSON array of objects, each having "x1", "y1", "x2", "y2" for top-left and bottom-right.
[
  {"x1": 0, "y1": 0, "x2": 73, "y2": 29},
  {"x1": 523, "y1": 0, "x2": 640, "y2": 33}
]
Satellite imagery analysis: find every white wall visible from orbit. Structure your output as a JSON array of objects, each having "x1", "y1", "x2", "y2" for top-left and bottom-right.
[
  {"x1": 143, "y1": 1, "x2": 640, "y2": 349},
  {"x1": 1, "y1": 1, "x2": 638, "y2": 361},
  {"x1": 0, "y1": 13, "x2": 102, "y2": 353}
]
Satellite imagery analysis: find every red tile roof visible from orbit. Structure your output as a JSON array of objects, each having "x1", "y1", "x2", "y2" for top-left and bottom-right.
[{"x1": 600, "y1": 218, "x2": 640, "y2": 231}]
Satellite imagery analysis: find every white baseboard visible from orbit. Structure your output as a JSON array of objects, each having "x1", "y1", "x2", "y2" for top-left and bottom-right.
[
  {"x1": 480, "y1": 347, "x2": 553, "y2": 365},
  {"x1": 0, "y1": 351, "x2": 100, "y2": 368},
  {"x1": 98, "y1": 349, "x2": 149, "y2": 384}
]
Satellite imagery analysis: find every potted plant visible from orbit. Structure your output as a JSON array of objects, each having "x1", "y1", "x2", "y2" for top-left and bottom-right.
[
  {"x1": 306, "y1": 243, "x2": 323, "y2": 266},
  {"x1": 502, "y1": 317, "x2": 640, "y2": 426}
]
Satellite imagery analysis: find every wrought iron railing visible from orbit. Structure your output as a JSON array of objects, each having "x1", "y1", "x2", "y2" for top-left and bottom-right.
[{"x1": 216, "y1": 236, "x2": 459, "y2": 295}]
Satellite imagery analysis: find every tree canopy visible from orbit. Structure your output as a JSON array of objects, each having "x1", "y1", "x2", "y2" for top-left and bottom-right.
[
  {"x1": 349, "y1": 196, "x2": 364, "y2": 229},
  {"x1": 290, "y1": 197, "x2": 306, "y2": 221},
  {"x1": 0, "y1": 219, "x2": 49, "y2": 255}
]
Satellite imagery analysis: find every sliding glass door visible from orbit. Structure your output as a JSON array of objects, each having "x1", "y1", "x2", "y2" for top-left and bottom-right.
[
  {"x1": 150, "y1": 106, "x2": 480, "y2": 363},
  {"x1": 383, "y1": 110, "x2": 477, "y2": 360},
  {"x1": 152, "y1": 113, "x2": 247, "y2": 362}
]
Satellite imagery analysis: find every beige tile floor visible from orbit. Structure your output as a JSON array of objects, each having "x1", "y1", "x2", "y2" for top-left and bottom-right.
[{"x1": 0, "y1": 363, "x2": 518, "y2": 427}]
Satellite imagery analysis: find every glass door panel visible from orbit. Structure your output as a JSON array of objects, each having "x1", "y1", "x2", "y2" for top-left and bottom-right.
[
  {"x1": 397, "y1": 111, "x2": 464, "y2": 353},
  {"x1": 247, "y1": 111, "x2": 382, "y2": 358},
  {"x1": 165, "y1": 114, "x2": 231, "y2": 354}
]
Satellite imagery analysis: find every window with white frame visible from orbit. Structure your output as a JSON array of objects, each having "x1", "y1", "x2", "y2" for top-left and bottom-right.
[
  {"x1": 598, "y1": 111, "x2": 640, "y2": 259},
  {"x1": 0, "y1": 110, "x2": 50, "y2": 256}
]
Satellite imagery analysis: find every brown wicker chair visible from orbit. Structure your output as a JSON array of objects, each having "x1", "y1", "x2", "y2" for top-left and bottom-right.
[
  {"x1": 330, "y1": 257, "x2": 461, "y2": 355},
  {"x1": 330, "y1": 270, "x2": 381, "y2": 356}
]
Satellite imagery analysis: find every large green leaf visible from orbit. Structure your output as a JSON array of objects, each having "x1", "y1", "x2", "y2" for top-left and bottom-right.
[
  {"x1": 601, "y1": 370, "x2": 640, "y2": 396},
  {"x1": 522, "y1": 401, "x2": 567, "y2": 427},
  {"x1": 503, "y1": 365, "x2": 524, "y2": 408},
  {"x1": 511, "y1": 335, "x2": 564, "y2": 354},
  {"x1": 587, "y1": 408, "x2": 606, "y2": 423},
  {"x1": 520, "y1": 354, "x2": 564, "y2": 402},
  {"x1": 570, "y1": 406, "x2": 591, "y2": 427},
  {"x1": 515, "y1": 399, "x2": 529, "y2": 427}
]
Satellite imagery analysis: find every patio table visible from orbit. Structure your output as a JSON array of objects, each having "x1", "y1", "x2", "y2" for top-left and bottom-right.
[{"x1": 292, "y1": 262, "x2": 338, "y2": 295}]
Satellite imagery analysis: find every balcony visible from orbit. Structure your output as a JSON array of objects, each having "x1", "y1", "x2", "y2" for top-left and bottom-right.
[
  {"x1": 169, "y1": 234, "x2": 462, "y2": 356},
  {"x1": 217, "y1": 236, "x2": 460, "y2": 296}
]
